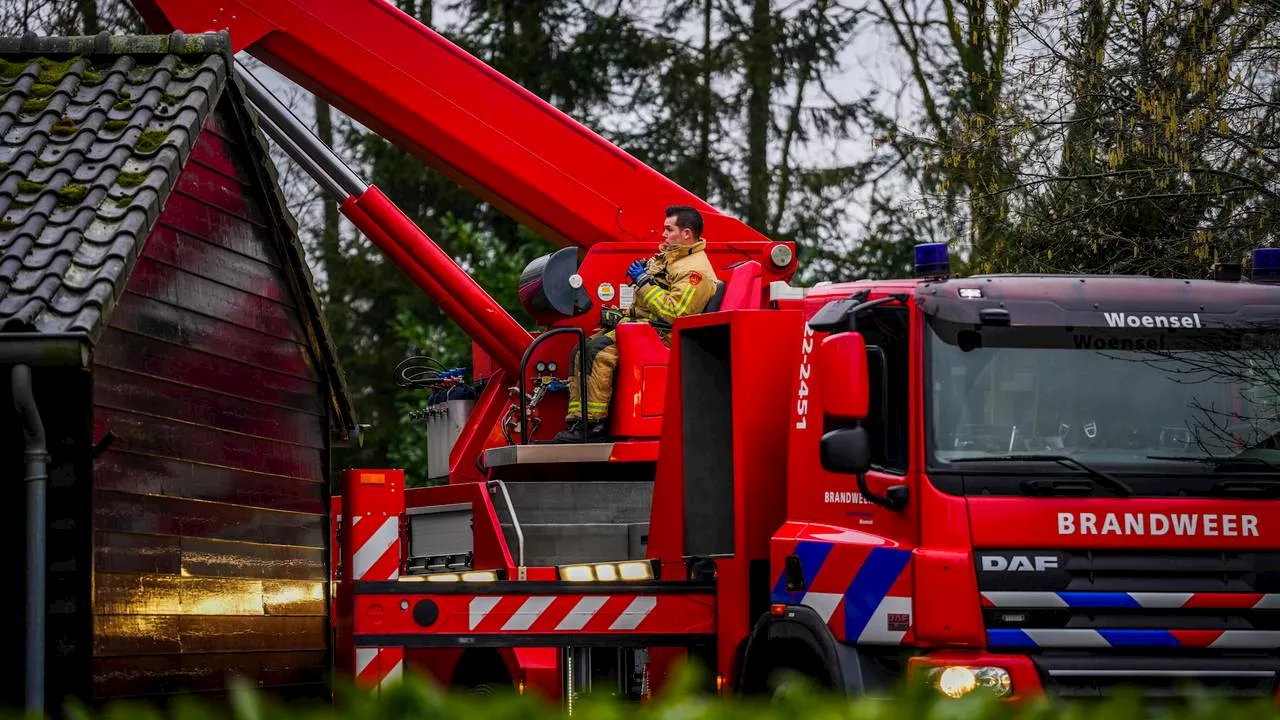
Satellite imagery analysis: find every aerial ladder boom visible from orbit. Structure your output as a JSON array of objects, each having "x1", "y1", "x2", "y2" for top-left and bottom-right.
[{"x1": 132, "y1": 0, "x2": 784, "y2": 256}]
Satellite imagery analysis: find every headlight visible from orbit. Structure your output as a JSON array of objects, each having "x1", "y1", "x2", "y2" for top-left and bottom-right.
[
  {"x1": 558, "y1": 559, "x2": 656, "y2": 582},
  {"x1": 927, "y1": 666, "x2": 1012, "y2": 698}
]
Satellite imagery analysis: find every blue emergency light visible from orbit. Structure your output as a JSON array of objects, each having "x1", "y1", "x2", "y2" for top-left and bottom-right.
[
  {"x1": 914, "y1": 242, "x2": 950, "y2": 278},
  {"x1": 1253, "y1": 248, "x2": 1280, "y2": 283}
]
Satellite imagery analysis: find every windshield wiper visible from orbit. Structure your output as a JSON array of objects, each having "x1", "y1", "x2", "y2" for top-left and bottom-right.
[
  {"x1": 1146, "y1": 454, "x2": 1280, "y2": 473},
  {"x1": 949, "y1": 454, "x2": 1134, "y2": 496},
  {"x1": 1147, "y1": 455, "x2": 1280, "y2": 497}
]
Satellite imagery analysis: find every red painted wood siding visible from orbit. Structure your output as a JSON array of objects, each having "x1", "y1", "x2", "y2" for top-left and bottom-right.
[{"x1": 91, "y1": 108, "x2": 330, "y2": 701}]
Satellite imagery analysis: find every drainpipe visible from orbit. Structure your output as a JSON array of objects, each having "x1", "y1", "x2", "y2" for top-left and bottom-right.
[
  {"x1": 0, "y1": 332, "x2": 90, "y2": 714},
  {"x1": 12, "y1": 362, "x2": 48, "y2": 714},
  {"x1": 11, "y1": 361, "x2": 46, "y2": 707}
]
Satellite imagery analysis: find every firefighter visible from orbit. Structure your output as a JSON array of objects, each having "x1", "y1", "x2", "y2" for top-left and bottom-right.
[{"x1": 554, "y1": 205, "x2": 719, "y2": 442}]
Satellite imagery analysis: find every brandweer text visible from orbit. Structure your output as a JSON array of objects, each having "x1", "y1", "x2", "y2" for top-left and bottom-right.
[{"x1": 1058, "y1": 511, "x2": 1258, "y2": 537}]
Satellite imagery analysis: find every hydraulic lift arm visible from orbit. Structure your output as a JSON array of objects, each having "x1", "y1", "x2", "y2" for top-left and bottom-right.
[
  {"x1": 132, "y1": 0, "x2": 778, "y2": 253},
  {"x1": 238, "y1": 65, "x2": 533, "y2": 376}
]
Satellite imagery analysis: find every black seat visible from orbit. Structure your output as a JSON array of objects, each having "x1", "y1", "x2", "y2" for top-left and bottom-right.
[{"x1": 703, "y1": 281, "x2": 726, "y2": 313}]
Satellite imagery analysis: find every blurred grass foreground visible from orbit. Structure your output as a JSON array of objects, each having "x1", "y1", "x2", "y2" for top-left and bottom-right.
[{"x1": 7, "y1": 662, "x2": 1280, "y2": 720}]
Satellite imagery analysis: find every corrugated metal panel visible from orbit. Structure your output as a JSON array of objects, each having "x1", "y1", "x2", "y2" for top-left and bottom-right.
[
  {"x1": 408, "y1": 503, "x2": 474, "y2": 562},
  {"x1": 90, "y1": 108, "x2": 330, "y2": 701}
]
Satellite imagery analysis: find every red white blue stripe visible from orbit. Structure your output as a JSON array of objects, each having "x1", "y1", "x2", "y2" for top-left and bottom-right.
[
  {"x1": 988, "y1": 629, "x2": 1280, "y2": 649},
  {"x1": 771, "y1": 528, "x2": 913, "y2": 645},
  {"x1": 984, "y1": 591, "x2": 1280, "y2": 649},
  {"x1": 981, "y1": 591, "x2": 1280, "y2": 609}
]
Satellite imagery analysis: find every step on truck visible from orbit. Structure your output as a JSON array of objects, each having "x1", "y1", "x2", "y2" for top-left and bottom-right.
[{"x1": 138, "y1": 0, "x2": 1280, "y2": 705}]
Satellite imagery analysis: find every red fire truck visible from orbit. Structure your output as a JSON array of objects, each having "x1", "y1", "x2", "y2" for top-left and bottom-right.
[{"x1": 139, "y1": 0, "x2": 1280, "y2": 705}]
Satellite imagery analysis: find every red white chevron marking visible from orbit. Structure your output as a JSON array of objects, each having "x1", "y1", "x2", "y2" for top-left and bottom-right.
[
  {"x1": 356, "y1": 647, "x2": 404, "y2": 688},
  {"x1": 556, "y1": 596, "x2": 608, "y2": 631},
  {"x1": 468, "y1": 594, "x2": 659, "y2": 632},
  {"x1": 351, "y1": 515, "x2": 400, "y2": 581},
  {"x1": 359, "y1": 591, "x2": 716, "y2": 638},
  {"x1": 340, "y1": 468, "x2": 405, "y2": 695}
]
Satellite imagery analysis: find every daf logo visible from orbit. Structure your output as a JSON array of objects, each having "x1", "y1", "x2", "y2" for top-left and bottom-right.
[{"x1": 982, "y1": 555, "x2": 1059, "y2": 572}]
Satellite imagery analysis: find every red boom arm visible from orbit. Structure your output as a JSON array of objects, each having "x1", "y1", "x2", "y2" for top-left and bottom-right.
[{"x1": 133, "y1": 0, "x2": 776, "y2": 251}]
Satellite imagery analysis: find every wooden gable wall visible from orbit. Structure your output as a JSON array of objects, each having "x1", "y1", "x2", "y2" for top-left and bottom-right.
[{"x1": 88, "y1": 106, "x2": 332, "y2": 701}]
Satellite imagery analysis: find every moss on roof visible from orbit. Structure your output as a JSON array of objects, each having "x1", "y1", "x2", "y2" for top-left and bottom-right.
[
  {"x1": 56, "y1": 183, "x2": 87, "y2": 205},
  {"x1": 50, "y1": 116, "x2": 77, "y2": 135},
  {"x1": 115, "y1": 170, "x2": 147, "y2": 187},
  {"x1": 134, "y1": 129, "x2": 170, "y2": 153},
  {"x1": 19, "y1": 97, "x2": 49, "y2": 113}
]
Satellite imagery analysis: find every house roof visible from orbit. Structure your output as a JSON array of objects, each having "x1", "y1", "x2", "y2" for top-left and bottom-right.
[{"x1": 0, "y1": 31, "x2": 356, "y2": 435}]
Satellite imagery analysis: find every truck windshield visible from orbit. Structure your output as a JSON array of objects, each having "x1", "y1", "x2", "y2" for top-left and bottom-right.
[{"x1": 926, "y1": 320, "x2": 1280, "y2": 470}]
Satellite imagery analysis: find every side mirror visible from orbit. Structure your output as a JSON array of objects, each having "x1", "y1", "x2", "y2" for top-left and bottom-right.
[
  {"x1": 820, "y1": 426, "x2": 871, "y2": 475},
  {"x1": 820, "y1": 416, "x2": 908, "y2": 512},
  {"x1": 818, "y1": 332, "x2": 870, "y2": 419}
]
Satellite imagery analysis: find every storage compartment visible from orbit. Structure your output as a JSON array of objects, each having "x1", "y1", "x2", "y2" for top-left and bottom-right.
[{"x1": 406, "y1": 503, "x2": 474, "y2": 573}]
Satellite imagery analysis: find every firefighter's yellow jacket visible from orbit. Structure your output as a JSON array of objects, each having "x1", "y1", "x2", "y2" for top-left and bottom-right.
[{"x1": 630, "y1": 239, "x2": 718, "y2": 324}]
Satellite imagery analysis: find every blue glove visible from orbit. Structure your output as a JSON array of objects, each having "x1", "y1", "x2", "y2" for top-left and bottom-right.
[{"x1": 626, "y1": 259, "x2": 649, "y2": 285}]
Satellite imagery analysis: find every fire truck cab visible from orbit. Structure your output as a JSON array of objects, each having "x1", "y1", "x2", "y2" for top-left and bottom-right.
[{"x1": 752, "y1": 245, "x2": 1280, "y2": 701}]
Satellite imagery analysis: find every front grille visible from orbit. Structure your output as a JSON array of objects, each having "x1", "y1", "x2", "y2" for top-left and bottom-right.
[
  {"x1": 976, "y1": 549, "x2": 1280, "y2": 594},
  {"x1": 1033, "y1": 654, "x2": 1279, "y2": 699},
  {"x1": 975, "y1": 550, "x2": 1280, "y2": 652}
]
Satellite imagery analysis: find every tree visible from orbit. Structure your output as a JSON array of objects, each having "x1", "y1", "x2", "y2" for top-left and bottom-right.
[
  {"x1": 0, "y1": 0, "x2": 143, "y2": 35},
  {"x1": 988, "y1": 0, "x2": 1280, "y2": 277},
  {"x1": 617, "y1": 0, "x2": 876, "y2": 283},
  {"x1": 858, "y1": 0, "x2": 1018, "y2": 268},
  {"x1": 870, "y1": 0, "x2": 1280, "y2": 277}
]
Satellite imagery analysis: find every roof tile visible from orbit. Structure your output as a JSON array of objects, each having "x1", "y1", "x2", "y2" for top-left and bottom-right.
[
  {"x1": 0, "y1": 32, "x2": 357, "y2": 431},
  {"x1": 0, "y1": 37, "x2": 227, "y2": 337}
]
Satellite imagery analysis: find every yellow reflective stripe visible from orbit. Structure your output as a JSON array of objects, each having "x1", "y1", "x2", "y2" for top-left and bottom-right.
[
  {"x1": 640, "y1": 284, "x2": 662, "y2": 308},
  {"x1": 586, "y1": 402, "x2": 609, "y2": 411},
  {"x1": 648, "y1": 285, "x2": 696, "y2": 322},
  {"x1": 672, "y1": 285, "x2": 697, "y2": 315}
]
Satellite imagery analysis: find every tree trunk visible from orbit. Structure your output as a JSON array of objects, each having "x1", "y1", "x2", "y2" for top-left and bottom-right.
[
  {"x1": 78, "y1": 0, "x2": 100, "y2": 34},
  {"x1": 695, "y1": 0, "x2": 713, "y2": 197},
  {"x1": 314, "y1": 96, "x2": 342, "y2": 291},
  {"x1": 745, "y1": 0, "x2": 772, "y2": 229}
]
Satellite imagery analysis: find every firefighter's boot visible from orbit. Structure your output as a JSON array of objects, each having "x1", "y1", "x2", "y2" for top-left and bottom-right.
[
  {"x1": 554, "y1": 330, "x2": 617, "y2": 443},
  {"x1": 553, "y1": 418, "x2": 608, "y2": 442}
]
